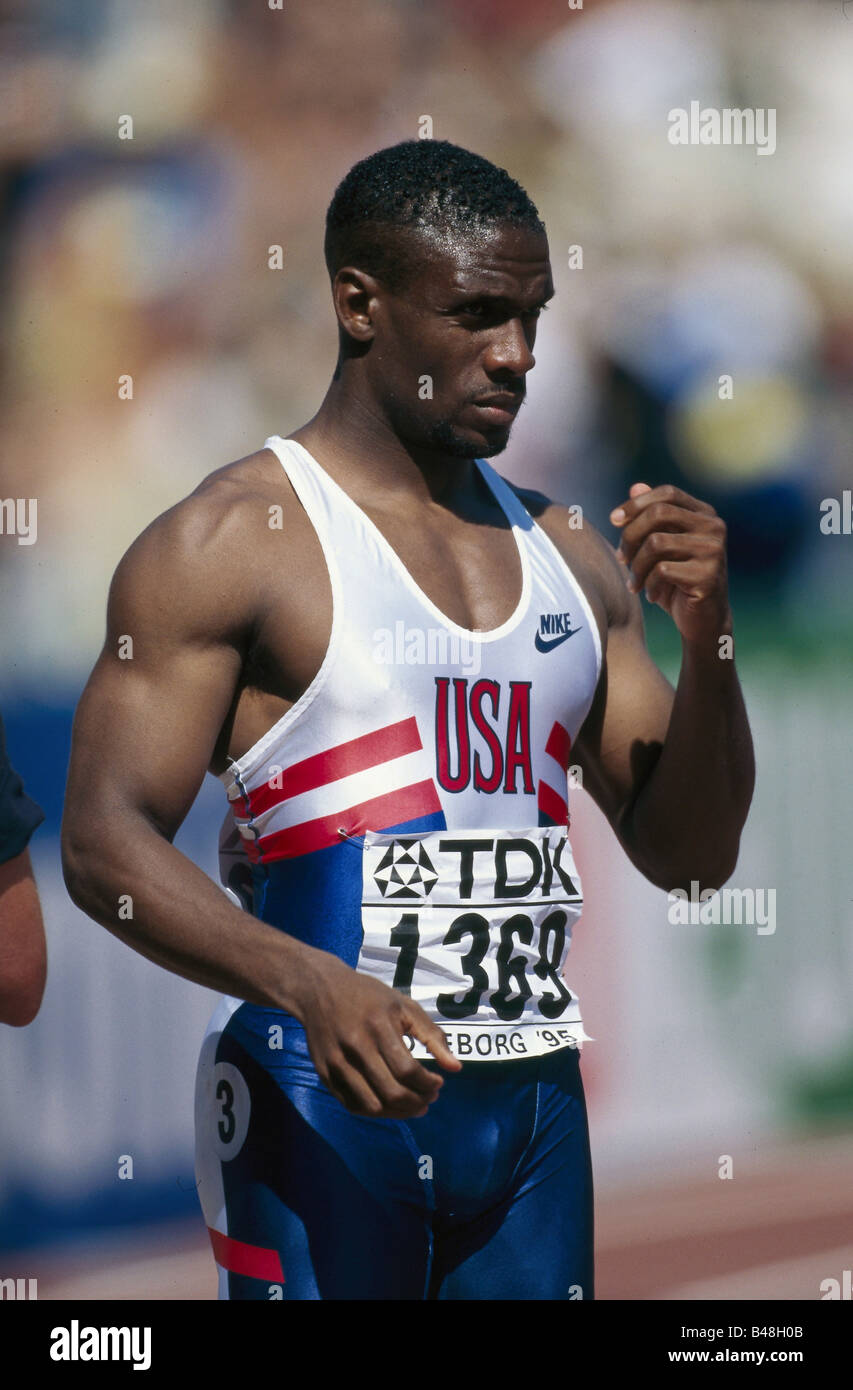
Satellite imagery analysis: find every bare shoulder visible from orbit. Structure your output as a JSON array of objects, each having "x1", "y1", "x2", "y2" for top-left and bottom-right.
[
  {"x1": 107, "y1": 447, "x2": 301, "y2": 639},
  {"x1": 505, "y1": 480, "x2": 634, "y2": 632}
]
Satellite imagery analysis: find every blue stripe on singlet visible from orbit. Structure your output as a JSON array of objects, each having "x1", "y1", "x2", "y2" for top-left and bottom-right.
[{"x1": 251, "y1": 808, "x2": 447, "y2": 965}]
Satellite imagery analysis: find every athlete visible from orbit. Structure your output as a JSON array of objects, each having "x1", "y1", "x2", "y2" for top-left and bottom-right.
[{"x1": 62, "y1": 140, "x2": 755, "y2": 1300}]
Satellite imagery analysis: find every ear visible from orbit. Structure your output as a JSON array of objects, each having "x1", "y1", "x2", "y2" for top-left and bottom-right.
[{"x1": 332, "y1": 267, "x2": 382, "y2": 344}]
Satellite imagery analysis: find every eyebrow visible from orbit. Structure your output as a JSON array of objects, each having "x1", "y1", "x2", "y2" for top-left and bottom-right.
[{"x1": 450, "y1": 288, "x2": 555, "y2": 309}]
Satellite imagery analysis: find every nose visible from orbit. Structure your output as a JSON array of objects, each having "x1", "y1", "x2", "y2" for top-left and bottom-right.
[{"x1": 482, "y1": 316, "x2": 536, "y2": 377}]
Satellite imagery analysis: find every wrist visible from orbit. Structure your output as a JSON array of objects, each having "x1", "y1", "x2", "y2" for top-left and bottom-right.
[
  {"x1": 679, "y1": 627, "x2": 739, "y2": 690},
  {"x1": 680, "y1": 610, "x2": 733, "y2": 659},
  {"x1": 269, "y1": 938, "x2": 332, "y2": 1022}
]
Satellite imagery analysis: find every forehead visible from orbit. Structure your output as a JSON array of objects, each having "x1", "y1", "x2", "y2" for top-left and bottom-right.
[{"x1": 411, "y1": 222, "x2": 552, "y2": 298}]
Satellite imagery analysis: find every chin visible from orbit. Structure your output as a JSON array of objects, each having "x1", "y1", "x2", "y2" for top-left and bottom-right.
[
  {"x1": 473, "y1": 436, "x2": 510, "y2": 458},
  {"x1": 425, "y1": 420, "x2": 509, "y2": 459}
]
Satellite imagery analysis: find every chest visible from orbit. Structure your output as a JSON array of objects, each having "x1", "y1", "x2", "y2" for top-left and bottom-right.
[{"x1": 223, "y1": 482, "x2": 606, "y2": 775}]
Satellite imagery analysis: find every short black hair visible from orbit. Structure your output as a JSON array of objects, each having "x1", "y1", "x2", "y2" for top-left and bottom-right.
[{"x1": 324, "y1": 139, "x2": 546, "y2": 293}]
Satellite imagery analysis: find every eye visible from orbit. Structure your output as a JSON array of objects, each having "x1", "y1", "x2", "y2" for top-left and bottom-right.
[{"x1": 458, "y1": 300, "x2": 549, "y2": 323}]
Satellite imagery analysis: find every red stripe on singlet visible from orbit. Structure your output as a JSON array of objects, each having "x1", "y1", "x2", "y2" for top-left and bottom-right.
[
  {"x1": 537, "y1": 779, "x2": 568, "y2": 826},
  {"x1": 245, "y1": 777, "x2": 443, "y2": 861},
  {"x1": 230, "y1": 716, "x2": 424, "y2": 820},
  {"x1": 545, "y1": 720, "x2": 572, "y2": 772}
]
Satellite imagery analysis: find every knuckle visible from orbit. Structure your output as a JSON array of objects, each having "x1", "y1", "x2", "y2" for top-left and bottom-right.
[
  {"x1": 363, "y1": 1013, "x2": 386, "y2": 1041},
  {"x1": 324, "y1": 1050, "x2": 346, "y2": 1080},
  {"x1": 340, "y1": 1028, "x2": 366, "y2": 1056},
  {"x1": 391, "y1": 997, "x2": 412, "y2": 1024},
  {"x1": 397, "y1": 1056, "x2": 423, "y2": 1080}
]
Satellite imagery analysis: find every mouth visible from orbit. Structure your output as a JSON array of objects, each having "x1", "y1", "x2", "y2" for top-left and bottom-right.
[{"x1": 470, "y1": 394, "x2": 524, "y2": 426}]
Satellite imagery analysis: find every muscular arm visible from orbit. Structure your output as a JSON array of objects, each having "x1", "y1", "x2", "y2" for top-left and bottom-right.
[
  {"x1": 62, "y1": 478, "x2": 458, "y2": 1115},
  {"x1": 536, "y1": 488, "x2": 754, "y2": 892},
  {"x1": 0, "y1": 850, "x2": 46, "y2": 1026},
  {"x1": 61, "y1": 490, "x2": 316, "y2": 1009}
]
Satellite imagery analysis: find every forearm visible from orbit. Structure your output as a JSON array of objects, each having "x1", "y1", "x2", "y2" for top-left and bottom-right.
[
  {"x1": 62, "y1": 813, "x2": 318, "y2": 1017},
  {"x1": 621, "y1": 634, "x2": 755, "y2": 891}
]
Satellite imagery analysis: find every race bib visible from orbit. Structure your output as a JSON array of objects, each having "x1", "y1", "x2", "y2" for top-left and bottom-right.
[{"x1": 357, "y1": 825, "x2": 591, "y2": 1061}]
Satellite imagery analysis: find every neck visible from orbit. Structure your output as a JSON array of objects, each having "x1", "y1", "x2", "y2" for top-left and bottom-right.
[{"x1": 290, "y1": 367, "x2": 478, "y2": 507}]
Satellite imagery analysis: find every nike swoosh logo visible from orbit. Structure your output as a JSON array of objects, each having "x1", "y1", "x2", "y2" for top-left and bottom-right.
[{"x1": 534, "y1": 626, "x2": 582, "y2": 653}]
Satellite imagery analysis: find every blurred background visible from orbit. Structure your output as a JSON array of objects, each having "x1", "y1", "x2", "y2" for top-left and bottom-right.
[{"x1": 1, "y1": 0, "x2": 851, "y2": 1299}]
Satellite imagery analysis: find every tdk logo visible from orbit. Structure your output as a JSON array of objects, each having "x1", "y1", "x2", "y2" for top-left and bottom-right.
[{"x1": 535, "y1": 612, "x2": 582, "y2": 653}]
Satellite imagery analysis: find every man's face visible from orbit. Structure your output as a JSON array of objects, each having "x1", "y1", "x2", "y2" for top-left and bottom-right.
[{"x1": 365, "y1": 223, "x2": 553, "y2": 459}]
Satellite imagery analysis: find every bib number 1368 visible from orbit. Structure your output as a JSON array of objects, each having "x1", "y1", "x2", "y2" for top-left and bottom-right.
[{"x1": 388, "y1": 908, "x2": 573, "y2": 1022}]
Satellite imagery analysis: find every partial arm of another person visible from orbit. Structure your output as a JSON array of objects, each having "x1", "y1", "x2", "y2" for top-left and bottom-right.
[
  {"x1": 0, "y1": 849, "x2": 47, "y2": 1026},
  {"x1": 0, "y1": 713, "x2": 47, "y2": 1025},
  {"x1": 62, "y1": 486, "x2": 459, "y2": 1115}
]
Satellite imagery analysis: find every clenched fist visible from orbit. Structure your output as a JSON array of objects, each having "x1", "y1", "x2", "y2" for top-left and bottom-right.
[{"x1": 610, "y1": 482, "x2": 731, "y2": 646}]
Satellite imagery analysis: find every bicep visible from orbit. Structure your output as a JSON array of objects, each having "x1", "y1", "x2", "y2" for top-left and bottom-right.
[
  {"x1": 65, "y1": 526, "x2": 246, "y2": 845},
  {"x1": 574, "y1": 601, "x2": 675, "y2": 834},
  {"x1": 70, "y1": 645, "x2": 240, "y2": 839}
]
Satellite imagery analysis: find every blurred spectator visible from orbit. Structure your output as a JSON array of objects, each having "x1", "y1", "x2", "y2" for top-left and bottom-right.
[{"x1": 2, "y1": 0, "x2": 852, "y2": 691}]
